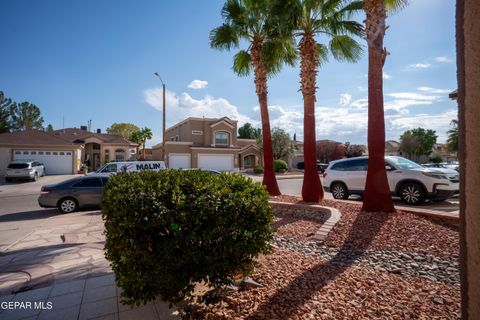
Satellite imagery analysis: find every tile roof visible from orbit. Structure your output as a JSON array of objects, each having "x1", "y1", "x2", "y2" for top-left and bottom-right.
[
  {"x1": 0, "y1": 129, "x2": 136, "y2": 147},
  {"x1": 0, "y1": 130, "x2": 77, "y2": 146}
]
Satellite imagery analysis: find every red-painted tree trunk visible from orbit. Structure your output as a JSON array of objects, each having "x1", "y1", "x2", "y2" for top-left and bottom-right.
[
  {"x1": 362, "y1": 1, "x2": 395, "y2": 213},
  {"x1": 259, "y1": 91, "x2": 281, "y2": 196},
  {"x1": 300, "y1": 33, "x2": 323, "y2": 202}
]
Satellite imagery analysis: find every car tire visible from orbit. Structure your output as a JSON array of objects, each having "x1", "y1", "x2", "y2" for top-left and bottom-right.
[
  {"x1": 331, "y1": 182, "x2": 349, "y2": 200},
  {"x1": 32, "y1": 172, "x2": 38, "y2": 181},
  {"x1": 400, "y1": 183, "x2": 425, "y2": 205},
  {"x1": 58, "y1": 198, "x2": 78, "y2": 213}
]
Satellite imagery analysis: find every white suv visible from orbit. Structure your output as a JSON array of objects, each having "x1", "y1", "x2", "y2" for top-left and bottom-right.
[{"x1": 323, "y1": 156, "x2": 459, "y2": 205}]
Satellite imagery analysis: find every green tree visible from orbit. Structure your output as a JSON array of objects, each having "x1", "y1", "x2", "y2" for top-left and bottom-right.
[
  {"x1": 0, "y1": 91, "x2": 13, "y2": 133},
  {"x1": 45, "y1": 124, "x2": 54, "y2": 132},
  {"x1": 446, "y1": 119, "x2": 458, "y2": 153},
  {"x1": 129, "y1": 131, "x2": 143, "y2": 160},
  {"x1": 275, "y1": 0, "x2": 364, "y2": 202},
  {"x1": 362, "y1": 0, "x2": 408, "y2": 213},
  {"x1": 238, "y1": 122, "x2": 261, "y2": 139},
  {"x1": 210, "y1": 0, "x2": 296, "y2": 196},
  {"x1": 107, "y1": 123, "x2": 141, "y2": 140},
  {"x1": 399, "y1": 131, "x2": 419, "y2": 159},
  {"x1": 9, "y1": 101, "x2": 44, "y2": 131},
  {"x1": 271, "y1": 128, "x2": 295, "y2": 159},
  {"x1": 400, "y1": 128, "x2": 437, "y2": 157}
]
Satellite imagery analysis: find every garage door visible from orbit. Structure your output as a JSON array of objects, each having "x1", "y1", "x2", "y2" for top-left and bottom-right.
[
  {"x1": 169, "y1": 154, "x2": 191, "y2": 169},
  {"x1": 197, "y1": 154, "x2": 234, "y2": 171},
  {"x1": 13, "y1": 150, "x2": 73, "y2": 175}
]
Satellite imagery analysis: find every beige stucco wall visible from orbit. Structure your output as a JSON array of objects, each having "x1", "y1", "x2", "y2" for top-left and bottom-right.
[
  {"x1": 461, "y1": 0, "x2": 480, "y2": 317},
  {"x1": 237, "y1": 138, "x2": 257, "y2": 147},
  {"x1": 152, "y1": 146, "x2": 164, "y2": 161},
  {"x1": 0, "y1": 147, "x2": 11, "y2": 176}
]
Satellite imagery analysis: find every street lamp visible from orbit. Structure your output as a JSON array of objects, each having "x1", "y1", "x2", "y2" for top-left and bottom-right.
[{"x1": 154, "y1": 72, "x2": 166, "y2": 149}]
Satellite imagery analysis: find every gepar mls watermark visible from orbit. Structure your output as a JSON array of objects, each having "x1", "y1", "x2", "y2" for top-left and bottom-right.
[{"x1": 1, "y1": 301, "x2": 53, "y2": 310}]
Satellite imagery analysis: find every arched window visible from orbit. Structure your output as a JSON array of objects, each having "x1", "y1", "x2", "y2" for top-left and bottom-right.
[
  {"x1": 215, "y1": 132, "x2": 229, "y2": 146},
  {"x1": 115, "y1": 149, "x2": 125, "y2": 161}
]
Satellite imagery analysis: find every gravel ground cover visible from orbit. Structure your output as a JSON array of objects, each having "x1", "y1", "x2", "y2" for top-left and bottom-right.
[{"x1": 183, "y1": 196, "x2": 460, "y2": 319}]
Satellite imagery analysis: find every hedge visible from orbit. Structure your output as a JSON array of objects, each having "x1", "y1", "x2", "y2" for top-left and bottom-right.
[
  {"x1": 102, "y1": 170, "x2": 274, "y2": 306},
  {"x1": 273, "y1": 159, "x2": 288, "y2": 172},
  {"x1": 253, "y1": 165, "x2": 264, "y2": 174}
]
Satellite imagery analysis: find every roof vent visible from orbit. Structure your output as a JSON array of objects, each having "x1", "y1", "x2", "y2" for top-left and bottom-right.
[
  {"x1": 80, "y1": 125, "x2": 88, "y2": 131},
  {"x1": 97, "y1": 129, "x2": 101, "y2": 134}
]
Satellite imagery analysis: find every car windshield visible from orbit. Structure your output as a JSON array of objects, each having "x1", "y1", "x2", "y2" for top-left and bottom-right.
[
  {"x1": 8, "y1": 163, "x2": 29, "y2": 169},
  {"x1": 387, "y1": 157, "x2": 423, "y2": 170}
]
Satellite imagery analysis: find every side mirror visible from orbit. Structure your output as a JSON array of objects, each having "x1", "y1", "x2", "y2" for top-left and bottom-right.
[{"x1": 385, "y1": 165, "x2": 393, "y2": 171}]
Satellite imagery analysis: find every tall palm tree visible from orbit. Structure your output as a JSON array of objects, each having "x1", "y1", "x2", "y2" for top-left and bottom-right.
[
  {"x1": 210, "y1": 0, "x2": 296, "y2": 196},
  {"x1": 362, "y1": 0, "x2": 407, "y2": 213},
  {"x1": 275, "y1": 0, "x2": 364, "y2": 202}
]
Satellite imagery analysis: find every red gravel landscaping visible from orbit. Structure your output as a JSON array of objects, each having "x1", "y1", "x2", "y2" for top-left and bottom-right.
[{"x1": 183, "y1": 196, "x2": 460, "y2": 319}]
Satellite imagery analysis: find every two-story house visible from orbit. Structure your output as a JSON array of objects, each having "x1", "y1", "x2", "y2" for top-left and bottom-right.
[{"x1": 151, "y1": 117, "x2": 262, "y2": 171}]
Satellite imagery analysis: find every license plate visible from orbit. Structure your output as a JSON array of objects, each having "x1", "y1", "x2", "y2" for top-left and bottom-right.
[{"x1": 15, "y1": 170, "x2": 20, "y2": 174}]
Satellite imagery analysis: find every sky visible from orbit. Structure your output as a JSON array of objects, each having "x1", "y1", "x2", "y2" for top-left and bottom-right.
[{"x1": 0, "y1": 0, "x2": 457, "y2": 147}]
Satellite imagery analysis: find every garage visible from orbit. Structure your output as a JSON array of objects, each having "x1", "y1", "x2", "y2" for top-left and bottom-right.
[
  {"x1": 13, "y1": 150, "x2": 73, "y2": 175},
  {"x1": 198, "y1": 154, "x2": 234, "y2": 171},
  {"x1": 169, "y1": 154, "x2": 191, "y2": 169}
]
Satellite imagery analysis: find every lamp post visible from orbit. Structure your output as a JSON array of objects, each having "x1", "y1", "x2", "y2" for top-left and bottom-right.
[{"x1": 154, "y1": 72, "x2": 166, "y2": 151}]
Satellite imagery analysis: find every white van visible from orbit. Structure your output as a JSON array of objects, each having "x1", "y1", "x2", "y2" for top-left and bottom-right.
[{"x1": 88, "y1": 161, "x2": 166, "y2": 176}]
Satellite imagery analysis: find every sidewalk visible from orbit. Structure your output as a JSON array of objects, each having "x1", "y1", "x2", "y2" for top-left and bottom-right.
[{"x1": 0, "y1": 211, "x2": 179, "y2": 320}]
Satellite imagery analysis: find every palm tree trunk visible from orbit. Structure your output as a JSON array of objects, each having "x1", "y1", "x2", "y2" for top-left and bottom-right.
[
  {"x1": 299, "y1": 32, "x2": 323, "y2": 202},
  {"x1": 362, "y1": 1, "x2": 395, "y2": 213},
  {"x1": 252, "y1": 38, "x2": 281, "y2": 196}
]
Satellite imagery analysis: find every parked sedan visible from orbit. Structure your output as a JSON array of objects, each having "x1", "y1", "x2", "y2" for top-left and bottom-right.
[{"x1": 38, "y1": 176, "x2": 109, "y2": 213}]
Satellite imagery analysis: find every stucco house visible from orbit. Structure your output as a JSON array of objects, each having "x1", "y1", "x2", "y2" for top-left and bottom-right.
[
  {"x1": 0, "y1": 127, "x2": 137, "y2": 175},
  {"x1": 152, "y1": 117, "x2": 262, "y2": 171}
]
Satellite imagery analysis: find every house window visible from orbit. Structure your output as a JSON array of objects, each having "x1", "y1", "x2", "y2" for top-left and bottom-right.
[
  {"x1": 23, "y1": 151, "x2": 29, "y2": 155},
  {"x1": 31, "y1": 151, "x2": 37, "y2": 155},
  {"x1": 53, "y1": 152, "x2": 58, "y2": 155},
  {"x1": 104, "y1": 150, "x2": 110, "y2": 163},
  {"x1": 66, "y1": 152, "x2": 72, "y2": 155},
  {"x1": 215, "y1": 132, "x2": 229, "y2": 145},
  {"x1": 60, "y1": 152, "x2": 65, "y2": 155},
  {"x1": 46, "y1": 152, "x2": 51, "y2": 155},
  {"x1": 39, "y1": 152, "x2": 44, "y2": 155},
  {"x1": 15, "y1": 151, "x2": 21, "y2": 155},
  {"x1": 115, "y1": 149, "x2": 125, "y2": 161}
]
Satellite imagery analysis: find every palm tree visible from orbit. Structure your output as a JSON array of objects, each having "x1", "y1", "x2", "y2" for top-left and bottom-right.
[
  {"x1": 362, "y1": 0, "x2": 408, "y2": 213},
  {"x1": 446, "y1": 119, "x2": 458, "y2": 153},
  {"x1": 210, "y1": 0, "x2": 296, "y2": 196},
  {"x1": 129, "y1": 131, "x2": 143, "y2": 160},
  {"x1": 275, "y1": 0, "x2": 364, "y2": 202},
  {"x1": 140, "y1": 127, "x2": 153, "y2": 160}
]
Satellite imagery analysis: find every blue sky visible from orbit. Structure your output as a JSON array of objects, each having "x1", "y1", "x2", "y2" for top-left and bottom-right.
[{"x1": 0, "y1": 0, "x2": 457, "y2": 146}]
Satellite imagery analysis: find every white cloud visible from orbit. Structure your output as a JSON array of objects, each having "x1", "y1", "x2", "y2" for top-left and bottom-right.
[
  {"x1": 417, "y1": 86, "x2": 451, "y2": 94},
  {"x1": 387, "y1": 92, "x2": 440, "y2": 101},
  {"x1": 383, "y1": 72, "x2": 391, "y2": 80},
  {"x1": 407, "y1": 63, "x2": 431, "y2": 69},
  {"x1": 434, "y1": 56, "x2": 452, "y2": 63},
  {"x1": 144, "y1": 87, "x2": 257, "y2": 129},
  {"x1": 339, "y1": 93, "x2": 352, "y2": 106},
  {"x1": 350, "y1": 98, "x2": 368, "y2": 109},
  {"x1": 187, "y1": 80, "x2": 208, "y2": 89}
]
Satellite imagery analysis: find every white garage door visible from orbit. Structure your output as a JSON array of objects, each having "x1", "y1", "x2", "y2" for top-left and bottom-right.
[
  {"x1": 169, "y1": 154, "x2": 191, "y2": 169},
  {"x1": 197, "y1": 154, "x2": 234, "y2": 171},
  {"x1": 13, "y1": 150, "x2": 73, "y2": 175}
]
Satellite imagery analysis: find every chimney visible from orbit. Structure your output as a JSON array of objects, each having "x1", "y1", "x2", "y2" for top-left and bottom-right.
[
  {"x1": 80, "y1": 126, "x2": 88, "y2": 131},
  {"x1": 97, "y1": 129, "x2": 101, "y2": 134}
]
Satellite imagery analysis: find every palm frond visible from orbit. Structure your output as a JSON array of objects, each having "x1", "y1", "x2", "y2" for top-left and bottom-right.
[
  {"x1": 329, "y1": 35, "x2": 363, "y2": 62},
  {"x1": 233, "y1": 50, "x2": 252, "y2": 76},
  {"x1": 316, "y1": 43, "x2": 329, "y2": 66},
  {"x1": 209, "y1": 24, "x2": 240, "y2": 50},
  {"x1": 263, "y1": 37, "x2": 298, "y2": 76},
  {"x1": 386, "y1": 0, "x2": 409, "y2": 15}
]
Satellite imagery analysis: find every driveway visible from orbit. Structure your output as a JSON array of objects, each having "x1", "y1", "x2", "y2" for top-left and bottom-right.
[{"x1": 0, "y1": 175, "x2": 84, "y2": 252}]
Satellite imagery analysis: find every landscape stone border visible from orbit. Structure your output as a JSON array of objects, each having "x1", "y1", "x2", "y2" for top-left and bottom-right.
[{"x1": 269, "y1": 201, "x2": 341, "y2": 241}]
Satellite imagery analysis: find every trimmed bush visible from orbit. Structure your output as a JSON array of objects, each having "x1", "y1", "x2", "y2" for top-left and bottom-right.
[
  {"x1": 253, "y1": 165, "x2": 264, "y2": 174},
  {"x1": 273, "y1": 159, "x2": 288, "y2": 172},
  {"x1": 277, "y1": 168, "x2": 286, "y2": 174},
  {"x1": 102, "y1": 170, "x2": 273, "y2": 306}
]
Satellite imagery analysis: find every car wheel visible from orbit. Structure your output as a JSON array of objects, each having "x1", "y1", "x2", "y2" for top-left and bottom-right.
[
  {"x1": 32, "y1": 172, "x2": 38, "y2": 181},
  {"x1": 331, "y1": 182, "x2": 349, "y2": 200},
  {"x1": 58, "y1": 198, "x2": 78, "y2": 213},
  {"x1": 400, "y1": 183, "x2": 425, "y2": 205}
]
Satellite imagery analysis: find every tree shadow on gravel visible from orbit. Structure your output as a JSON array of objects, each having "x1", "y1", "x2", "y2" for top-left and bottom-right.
[{"x1": 246, "y1": 210, "x2": 392, "y2": 319}]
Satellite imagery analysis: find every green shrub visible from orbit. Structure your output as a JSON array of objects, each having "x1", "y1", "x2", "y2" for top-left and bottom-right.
[
  {"x1": 102, "y1": 170, "x2": 274, "y2": 306},
  {"x1": 273, "y1": 159, "x2": 288, "y2": 172},
  {"x1": 277, "y1": 168, "x2": 286, "y2": 174},
  {"x1": 253, "y1": 165, "x2": 264, "y2": 174}
]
